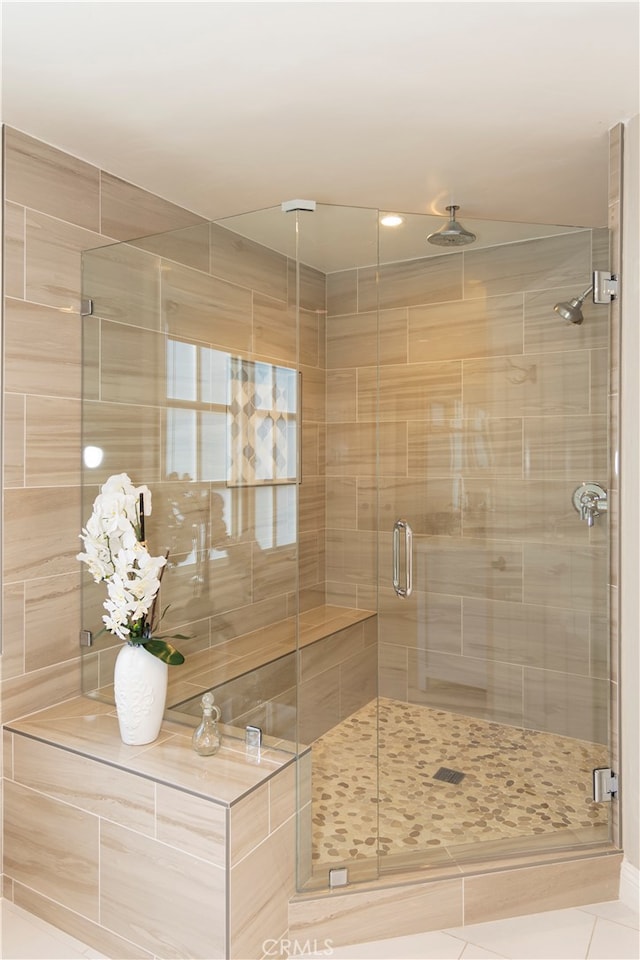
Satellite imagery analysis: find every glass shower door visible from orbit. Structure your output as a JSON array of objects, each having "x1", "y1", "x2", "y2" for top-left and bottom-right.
[
  {"x1": 376, "y1": 214, "x2": 613, "y2": 872},
  {"x1": 296, "y1": 203, "x2": 382, "y2": 888}
]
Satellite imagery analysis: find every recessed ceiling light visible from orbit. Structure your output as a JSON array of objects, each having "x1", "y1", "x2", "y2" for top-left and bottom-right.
[{"x1": 380, "y1": 214, "x2": 405, "y2": 227}]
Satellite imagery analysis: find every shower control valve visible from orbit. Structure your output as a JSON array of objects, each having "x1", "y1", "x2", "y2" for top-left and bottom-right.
[{"x1": 572, "y1": 482, "x2": 608, "y2": 527}]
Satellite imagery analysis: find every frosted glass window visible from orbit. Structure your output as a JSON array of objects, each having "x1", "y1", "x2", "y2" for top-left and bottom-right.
[
  {"x1": 275, "y1": 365, "x2": 297, "y2": 413},
  {"x1": 166, "y1": 338, "x2": 232, "y2": 482},
  {"x1": 200, "y1": 411, "x2": 228, "y2": 482},
  {"x1": 275, "y1": 484, "x2": 296, "y2": 546},
  {"x1": 167, "y1": 340, "x2": 197, "y2": 401},
  {"x1": 166, "y1": 408, "x2": 197, "y2": 480},
  {"x1": 255, "y1": 486, "x2": 275, "y2": 550},
  {"x1": 228, "y1": 358, "x2": 297, "y2": 486},
  {"x1": 204, "y1": 349, "x2": 231, "y2": 406},
  {"x1": 210, "y1": 486, "x2": 232, "y2": 558},
  {"x1": 165, "y1": 343, "x2": 296, "y2": 489},
  {"x1": 254, "y1": 485, "x2": 296, "y2": 550}
]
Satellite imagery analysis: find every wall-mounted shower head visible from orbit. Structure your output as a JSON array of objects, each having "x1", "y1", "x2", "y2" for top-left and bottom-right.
[
  {"x1": 427, "y1": 205, "x2": 477, "y2": 247},
  {"x1": 553, "y1": 285, "x2": 593, "y2": 325}
]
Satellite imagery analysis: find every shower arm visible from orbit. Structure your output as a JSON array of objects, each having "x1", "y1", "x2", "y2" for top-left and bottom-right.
[{"x1": 575, "y1": 285, "x2": 593, "y2": 305}]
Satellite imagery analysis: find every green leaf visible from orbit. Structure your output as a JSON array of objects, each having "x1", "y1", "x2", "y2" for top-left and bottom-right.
[{"x1": 142, "y1": 639, "x2": 185, "y2": 665}]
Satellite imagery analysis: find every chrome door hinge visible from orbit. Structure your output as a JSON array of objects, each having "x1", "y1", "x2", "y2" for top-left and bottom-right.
[
  {"x1": 593, "y1": 271, "x2": 619, "y2": 304},
  {"x1": 593, "y1": 767, "x2": 618, "y2": 802},
  {"x1": 79, "y1": 629, "x2": 93, "y2": 648},
  {"x1": 80, "y1": 298, "x2": 94, "y2": 316}
]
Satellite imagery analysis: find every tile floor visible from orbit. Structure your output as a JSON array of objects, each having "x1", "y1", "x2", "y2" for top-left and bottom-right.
[
  {"x1": 311, "y1": 698, "x2": 609, "y2": 869},
  {"x1": 0, "y1": 900, "x2": 106, "y2": 959},
  {"x1": 1, "y1": 897, "x2": 637, "y2": 959}
]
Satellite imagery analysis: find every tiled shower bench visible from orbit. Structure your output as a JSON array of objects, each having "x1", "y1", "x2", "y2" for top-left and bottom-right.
[{"x1": 4, "y1": 698, "x2": 302, "y2": 959}]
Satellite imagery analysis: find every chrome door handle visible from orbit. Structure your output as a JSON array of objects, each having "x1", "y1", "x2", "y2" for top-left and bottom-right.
[{"x1": 392, "y1": 519, "x2": 413, "y2": 599}]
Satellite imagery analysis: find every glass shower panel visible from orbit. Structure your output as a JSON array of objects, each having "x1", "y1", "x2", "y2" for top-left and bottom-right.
[
  {"x1": 376, "y1": 215, "x2": 612, "y2": 873},
  {"x1": 80, "y1": 203, "x2": 614, "y2": 896},
  {"x1": 80, "y1": 212, "x2": 301, "y2": 748},
  {"x1": 295, "y1": 204, "x2": 381, "y2": 889}
]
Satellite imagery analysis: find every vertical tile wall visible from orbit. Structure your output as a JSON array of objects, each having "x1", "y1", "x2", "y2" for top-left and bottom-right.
[
  {"x1": 326, "y1": 227, "x2": 612, "y2": 743},
  {"x1": 1, "y1": 126, "x2": 209, "y2": 727},
  {"x1": 2, "y1": 126, "x2": 329, "y2": 738}
]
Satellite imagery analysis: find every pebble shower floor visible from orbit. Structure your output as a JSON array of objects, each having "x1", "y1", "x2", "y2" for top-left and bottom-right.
[{"x1": 311, "y1": 697, "x2": 610, "y2": 869}]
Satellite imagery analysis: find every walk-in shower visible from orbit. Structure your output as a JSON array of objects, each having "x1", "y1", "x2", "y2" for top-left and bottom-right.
[{"x1": 80, "y1": 202, "x2": 616, "y2": 894}]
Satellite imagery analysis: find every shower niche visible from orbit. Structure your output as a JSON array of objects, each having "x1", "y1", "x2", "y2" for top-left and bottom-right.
[{"x1": 81, "y1": 202, "x2": 616, "y2": 892}]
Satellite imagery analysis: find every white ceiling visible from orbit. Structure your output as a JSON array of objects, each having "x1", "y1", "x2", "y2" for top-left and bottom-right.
[{"x1": 2, "y1": 1, "x2": 639, "y2": 230}]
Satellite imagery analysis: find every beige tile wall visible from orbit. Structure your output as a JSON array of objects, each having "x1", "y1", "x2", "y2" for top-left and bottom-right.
[
  {"x1": 229, "y1": 768, "x2": 297, "y2": 959},
  {"x1": 326, "y1": 227, "x2": 612, "y2": 742},
  {"x1": 289, "y1": 850, "x2": 622, "y2": 948},
  {"x1": 1, "y1": 126, "x2": 204, "y2": 727},
  {"x1": 297, "y1": 618, "x2": 377, "y2": 743},
  {"x1": 4, "y1": 727, "x2": 299, "y2": 959},
  {"x1": 1, "y1": 127, "x2": 330, "y2": 737},
  {"x1": 0, "y1": 126, "x2": 327, "y2": 727}
]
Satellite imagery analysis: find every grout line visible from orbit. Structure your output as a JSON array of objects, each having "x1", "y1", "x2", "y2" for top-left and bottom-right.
[
  {"x1": 22, "y1": 203, "x2": 27, "y2": 301},
  {"x1": 584, "y1": 912, "x2": 599, "y2": 960},
  {"x1": 98, "y1": 169, "x2": 103, "y2": 235},
  {"x1": 97, "y1": 816, "x2": 102, "y2": 928},
  {"x1": 461, "y1": 870, "x2": 466, "y2": 927}
]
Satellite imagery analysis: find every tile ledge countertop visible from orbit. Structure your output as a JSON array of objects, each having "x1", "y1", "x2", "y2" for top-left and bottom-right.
[{"x1": 4, "y1": 695, "x2": 299, "y2": 808}]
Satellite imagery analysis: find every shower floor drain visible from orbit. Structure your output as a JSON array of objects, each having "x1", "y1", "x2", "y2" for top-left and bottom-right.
[{"x1": 433, "y1": 766, "x2": 465, "y2": 784}]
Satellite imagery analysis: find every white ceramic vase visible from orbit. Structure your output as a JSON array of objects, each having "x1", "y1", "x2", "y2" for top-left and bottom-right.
[{"x1": 113, "y1": 642, "x2": 168, "y2": 745}]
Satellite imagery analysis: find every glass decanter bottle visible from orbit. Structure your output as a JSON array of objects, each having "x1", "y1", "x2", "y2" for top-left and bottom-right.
[{"x1": 192, "y1": 692, "x2": 221, "y2": 756}]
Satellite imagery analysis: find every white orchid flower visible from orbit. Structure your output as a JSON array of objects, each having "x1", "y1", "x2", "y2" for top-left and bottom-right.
[{"x1": 78, "y1": 474, "x2": 171, "y2": 646}]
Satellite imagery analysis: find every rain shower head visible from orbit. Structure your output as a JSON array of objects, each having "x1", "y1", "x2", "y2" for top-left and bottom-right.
[
  {"x1": 553, "y1": 285, "x2": 593, "y2": 325},
  {"x1": 427, "y1": 205, "x2": 477, "y2": 247}
]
